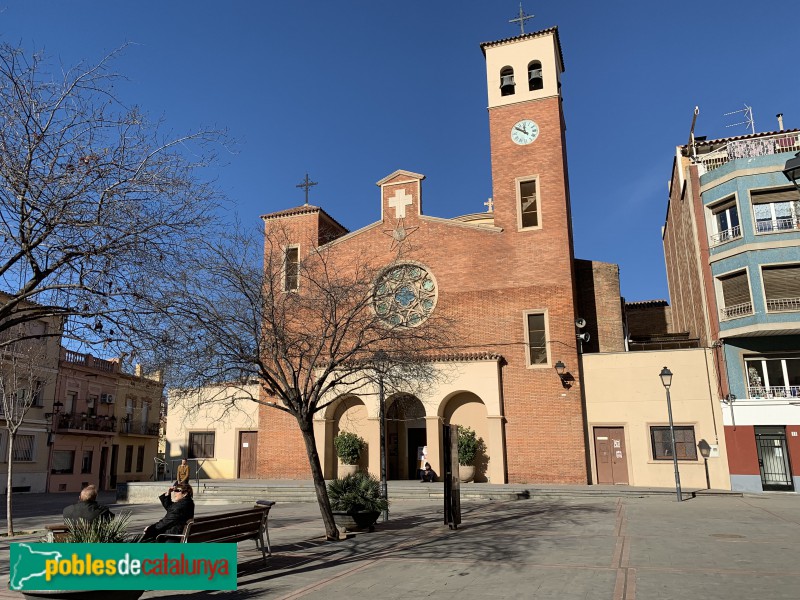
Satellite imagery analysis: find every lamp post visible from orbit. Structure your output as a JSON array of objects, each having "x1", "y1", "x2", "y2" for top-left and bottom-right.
[
  {"x1": 659, "y1": 367, "x2": 682, "y2": 502},
  {"x1": 782, "y1": 151, "x2": 800, "y2": 191},
  {"x1": 697, "y1": 439, "x2": 712, "y2": 489},
  {"x1": 373, "y1": 350, "x2": 389, "y2": 523}
]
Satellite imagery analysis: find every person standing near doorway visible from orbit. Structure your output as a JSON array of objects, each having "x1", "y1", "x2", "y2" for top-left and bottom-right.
[{"x1": 176, "y1": 458, "x2": 190, "y2": 485}]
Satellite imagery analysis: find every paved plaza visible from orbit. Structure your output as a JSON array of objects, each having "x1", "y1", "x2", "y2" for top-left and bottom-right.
[{"x1": 1, "y1": 489, "x2": 799, "y2": 599}]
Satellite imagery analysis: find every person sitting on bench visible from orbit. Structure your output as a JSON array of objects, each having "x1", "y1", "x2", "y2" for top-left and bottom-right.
[
  {"x1": 63, "y1": 485, "x2": 114, "y2": 523},
  {"x1": 141, "y1": 483, "x2": 195, "y2": 542}
]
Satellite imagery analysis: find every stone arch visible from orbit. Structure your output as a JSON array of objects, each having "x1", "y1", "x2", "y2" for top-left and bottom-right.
[
  {"x1": 332, "y1": 395, "x2": 369, "y2": 476},
  {"x1": 385, "y1": 394, "x2": 427, "y2": 480},
  {"x1": 441, "y1": 391, "x2": 490, "y2": 482}
]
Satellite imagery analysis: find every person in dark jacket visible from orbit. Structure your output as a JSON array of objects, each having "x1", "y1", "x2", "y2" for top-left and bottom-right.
[
  {"x1": 63, "y1": 485, "x2": 114, "y2": 523},
  {"x1": 141, "y1": 483, "x2": 195, "y2": 542}
]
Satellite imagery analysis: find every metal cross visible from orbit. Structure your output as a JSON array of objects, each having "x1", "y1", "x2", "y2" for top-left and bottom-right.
[
  {"x1": 509, "y1": 3, "x2": 534, "y2": 35},
  {"x1": 484, "y1": 198, "x2": 494, "y2": 212},
  {"x1": 296, "y1": 173, "x2": 318, "y2": 206}
]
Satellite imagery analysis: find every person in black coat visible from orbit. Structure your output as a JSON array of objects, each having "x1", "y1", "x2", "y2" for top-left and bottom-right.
[
  {"x1": 63, "y1": 485, "x2": 114, "y2": 523},
  {"x1": 141, "y1": 483, "x2": 195, "y2": 542}
]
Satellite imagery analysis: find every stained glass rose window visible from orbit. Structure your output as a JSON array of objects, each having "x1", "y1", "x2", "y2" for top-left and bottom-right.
[{"x1": 373, "y1": 264, "x2": 437, "y2": 327}]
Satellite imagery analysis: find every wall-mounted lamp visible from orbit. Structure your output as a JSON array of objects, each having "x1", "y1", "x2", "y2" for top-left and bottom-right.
[
  {"x1": 554, "y1": 361, "x2": 571, "y2": 389},
  {"x1": 782, "y1": 151, "x2": 800, "y2": 191}
]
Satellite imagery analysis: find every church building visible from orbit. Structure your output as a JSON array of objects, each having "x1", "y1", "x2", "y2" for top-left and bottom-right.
[{"x1": 257, "y1": 26, "x2": 598, "y2": 484}]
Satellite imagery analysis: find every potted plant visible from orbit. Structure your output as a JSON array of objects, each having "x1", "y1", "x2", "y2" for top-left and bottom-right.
[
  {"x1": 327, "y1": 471, "x2": 388, "y2": 533},
  {"x1": 333, "y1": 431, "x2": 365, "y2": 476},
  {"x1": 457, "y1": 425, "x2": 486, "y2": 483},
  {"x1": 19, "y1": 515, "x2": 144, "y2": 600}
]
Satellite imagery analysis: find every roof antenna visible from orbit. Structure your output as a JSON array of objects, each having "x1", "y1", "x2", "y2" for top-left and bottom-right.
[
  {"x1": 687, "y1": 106, "x2": 700, "y2": 162},
  {"x1": 724, "y1": 105, "x2": 755, "y2": 135}
]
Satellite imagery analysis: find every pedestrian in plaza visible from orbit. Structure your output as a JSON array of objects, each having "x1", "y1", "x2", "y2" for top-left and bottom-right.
[
  {"x1": 176, "y1": 458, "x2": 191, "y2": 485},
  {"x1": 62, "y1": 484, "x2": 114, "y2": 523},
  {"x1": 141, "y1": 483, "x2": 195, "y2": 542}
]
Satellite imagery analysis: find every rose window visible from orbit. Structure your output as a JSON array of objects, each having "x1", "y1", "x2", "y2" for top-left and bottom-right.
[{"x1": 373, "y1": 264, "x2": 437, "y2": 327}]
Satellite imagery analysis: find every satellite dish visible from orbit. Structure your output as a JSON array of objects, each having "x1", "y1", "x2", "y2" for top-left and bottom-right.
[{"x1": 575, "y1": 318, "x2": 587, "y2": 329}]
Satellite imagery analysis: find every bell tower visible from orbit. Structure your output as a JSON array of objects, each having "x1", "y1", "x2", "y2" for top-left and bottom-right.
[{"x1": 481, "y1": 27, "x2": 569, "y2": 238}]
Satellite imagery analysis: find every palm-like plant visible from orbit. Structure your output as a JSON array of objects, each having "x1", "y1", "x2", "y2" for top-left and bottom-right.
[
  {"x1": 327, "y1": 472, "x2": 388, "y2": 514},
  {"x1": 61, "y1": 513, "x2": 139, "y2": 543}
]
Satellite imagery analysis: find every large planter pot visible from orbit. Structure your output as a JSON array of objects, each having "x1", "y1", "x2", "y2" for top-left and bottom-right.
[
  {"x1": 338, "y1": 464, "x2": 359, "y2": 477},
  {"x1": 458, "y1": 465, "x2": 476, "y2": 483},
  {"x1": 332, "y1": 510, "x2": 380, "y2": 533},
  {"x1": 22, "y1": 591, "x2": 144, "y2": 600}
]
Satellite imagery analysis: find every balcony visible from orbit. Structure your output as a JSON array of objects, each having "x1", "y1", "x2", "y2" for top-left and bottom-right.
[
  {"x1": 53, "y1": 414, "x2": 116, "y2": 435},
  {"x1": 118, "y1": 419, "x2": 160, "y2": 437},
  {"x1": 748, "y1": 385, "x2": 800, "y2": 399},
  {"x1": 755, "y1": 216, "x2": 800, "y2": 235},
  {"x1": 698, "y1": 132, "x2": 800, "y2": 175},
  {"x1": 709, "y1": 225, "x2": 741, "y2": 247},
  {"x1": 720, "y1": 301, "x2": 753, "y2": 320},
  {"x1": 766, "y1": 297, "x2": 800, "y2": 313},
  {"x1": 62, "y1": 349, "x2": 119, "y2": 373}
]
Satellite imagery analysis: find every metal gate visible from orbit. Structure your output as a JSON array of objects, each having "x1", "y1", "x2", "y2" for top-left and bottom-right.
[{"x1": 755, "y1": 427, "x2": 794, "y2": 491}]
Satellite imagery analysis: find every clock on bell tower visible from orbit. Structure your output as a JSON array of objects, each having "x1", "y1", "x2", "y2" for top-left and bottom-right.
[{"x1": 480, "y1": 27, "x2": 570, "y2": 237}]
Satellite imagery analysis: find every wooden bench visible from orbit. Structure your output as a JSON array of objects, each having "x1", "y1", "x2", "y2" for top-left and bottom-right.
[{"x1": 156, "y1": 501, "x2": 275, "y2": 565}]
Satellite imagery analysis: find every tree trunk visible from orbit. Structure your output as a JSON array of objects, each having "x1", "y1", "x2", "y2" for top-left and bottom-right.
[
  {"x1": 6, "y1": 430, "x2": 14, "y2": 536},
  {"x1": 297, "y1": 416, "x2": 339, "y2": 540}
]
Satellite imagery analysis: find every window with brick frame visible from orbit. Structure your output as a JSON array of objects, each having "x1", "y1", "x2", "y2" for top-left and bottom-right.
[
  {"x1": 284, "y1": 246, "x2": 299, "y2": 292},
  {"x1": 517, "y1": 178, "x2": 540, "y2": 229},
  {"x1": 650, "y1": 426, "x2": 697, "y2": 460},
  {"x1": 524, "y1": 311, "x2": 548, "y2": 366}
]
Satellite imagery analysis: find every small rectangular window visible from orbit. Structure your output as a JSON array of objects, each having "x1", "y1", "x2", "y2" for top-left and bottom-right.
[
  {"x1": 12, "y1": 435, "x2": 35, "y2": 462},
  {"x1": 519, "y1": 180, "x2": 539, "y2": 229},
  {"x1": 650, "y1": 426, "x2": 697, "y2": 460},
  {"x1": 284, "y1": 246, "x2": 299, "y2": 291},
  {"x1": 81, "y1": 450, "x2": 93, "y2": 474},
  {"x1": 52, "y1": 450, "x2": 75, "y2": 474},
  {"x1": 189, "y1": 432, "x2": 215, "y2": 459},
  {"x1": 762, "y1": 265, "x2": 800, "y2": 312},
  {"x1": 136, "y1": 445, "x2": 145, "y2": 472},
  {"x1": 526, "y1": 313, "x2": 547, "y2": 365},
  {"x1": 124, "y1": 445, "x2": 133, "y2": 473},
  {"x1": 718, "y1": 270, "x2": 752, "y2": 320}
]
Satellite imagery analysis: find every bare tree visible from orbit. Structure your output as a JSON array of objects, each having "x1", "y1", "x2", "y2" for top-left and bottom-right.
[
  {"x1": 160, "y1": 223, "x2": 452, "y2": 539},
  {"x1": 0, "y1": 42, "x2": 225, "y2": 353},
  {"x1": 0, "y1": 334, "x2": 52, "y2": 535}
]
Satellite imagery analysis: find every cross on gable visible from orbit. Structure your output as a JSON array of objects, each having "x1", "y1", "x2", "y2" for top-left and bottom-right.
[{"x1": 388, "y1": 189, "x2": 413, "y2": 219}]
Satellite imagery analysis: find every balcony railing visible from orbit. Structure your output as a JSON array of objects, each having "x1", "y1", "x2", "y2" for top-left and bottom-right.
[
  {"x1": 53, "y1": 414, "x2": 116, "y2": 434},
  {"x1": 766, "y1": 297, "x2": 800, "y2": 312},
  {"x1": 748, "y1": 385, "x2": 800, "y2": 399},
  {"x1": 119, "y1": 420, "x2": 160, "y2": 436},
  {"x1": 697, "y1": 132, "x2": 800, "y2": 175},
  {"x1": 62, "y1": 349, "x2": 118, "y2": 373},
  {"x1": 710, "y1": 225, "x2": 741, "y2": 246},
  {"x1": 721, "y1": 301, "x2": 753, "y2": 320},
  {"x1": 755, "y1": 217, "x2": 800, "y2": 234}
]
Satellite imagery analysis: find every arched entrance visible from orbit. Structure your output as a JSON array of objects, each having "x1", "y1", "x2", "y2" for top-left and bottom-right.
[
  {"x1": 442, "y1": 392, "x2": 489, "y2": 482},
  {"x1": 332, "y1": 396, "x2": 369, "y2": 477},
  {"x1": 386, "y1": 394, "x2": 426, "y2": 480}
]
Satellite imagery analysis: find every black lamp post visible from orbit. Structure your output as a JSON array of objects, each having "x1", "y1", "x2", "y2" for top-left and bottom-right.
[
  {"x1": 782, "y1": 151, "x2": 800, "y2": 191},
  {"x1": 659, "y1": 367, "x2": 682, "y2": 502},
  {"x1": 697, "y1": 439, "x2": 712, "y2": 489},
  {"x1": 373, "y1": 350, "x2": 389, "y2": 523}
]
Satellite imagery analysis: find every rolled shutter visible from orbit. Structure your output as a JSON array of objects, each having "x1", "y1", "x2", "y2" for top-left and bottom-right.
[
  {"x1": 763, "y1": 265, "x2": 800, "y2": 300},
  {"x1": 720, "y1": 271, "x2": 749, "y2": 307},
  {"x1": 751, "y1": 188, "x2": 800, "y2": 203}
]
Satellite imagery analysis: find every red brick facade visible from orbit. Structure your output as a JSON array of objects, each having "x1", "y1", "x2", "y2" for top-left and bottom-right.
[{"x1": 257, "y1": 29, "x2": 590, "y2": 484}]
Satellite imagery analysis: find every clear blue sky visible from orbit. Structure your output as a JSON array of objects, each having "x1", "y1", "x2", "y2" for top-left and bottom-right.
[{"x1": 4, "y1": 1, "x2": 798, "y2": 301}]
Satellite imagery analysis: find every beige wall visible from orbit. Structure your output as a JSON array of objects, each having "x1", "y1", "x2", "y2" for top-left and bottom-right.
[
  {"x1": 583, "y1": 349, "x2": 730, "y2": 489},
  {"x1": 166, "y1": 384, "x2": 259, "y2": 480}
]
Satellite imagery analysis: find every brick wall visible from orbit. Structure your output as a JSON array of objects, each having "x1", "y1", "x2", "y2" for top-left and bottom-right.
[
  {"x1": 574, "y1": 259, "x2": 625, "y2": 353},
  {"x1": 626, "y1": 302, "x2": 672, "y2": 337}
]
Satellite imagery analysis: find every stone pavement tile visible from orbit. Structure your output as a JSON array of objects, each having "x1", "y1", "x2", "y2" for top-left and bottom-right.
[{"x1": 634, "y1": 570, "x2": 800, "y2": 600}]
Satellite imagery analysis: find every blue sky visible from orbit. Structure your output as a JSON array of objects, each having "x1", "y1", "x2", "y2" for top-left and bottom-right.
[{"x1": 3, "y1": 1, "x2": 798, "y2": 301}]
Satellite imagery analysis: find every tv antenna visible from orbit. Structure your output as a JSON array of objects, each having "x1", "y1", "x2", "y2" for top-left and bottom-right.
[{"x1": 724, "y1": 105, "x2": 755, "y2": 135}]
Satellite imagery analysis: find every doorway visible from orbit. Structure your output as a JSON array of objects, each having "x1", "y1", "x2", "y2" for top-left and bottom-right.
[
  {"x1": 755, "y1": 426, "x2": 794, "y2": 491},
  {"x1": 109, "y1": 444, "x2": 119, "y2": 489},
  {"x1": 385, "y1": 395, "x2": 426, "y2": 480},
  {"x1": 407, "y1": 428, "x2": 427, "y2": 481},
  {"x1": 238, "y1": 431, "x2": 258, "y2": 479},
  {"x1": 593, "y1": 427, "x2": 629, "y2": 485},
  {"x1": 99, "y1": 446, "x2": 108, "y2": 490}
]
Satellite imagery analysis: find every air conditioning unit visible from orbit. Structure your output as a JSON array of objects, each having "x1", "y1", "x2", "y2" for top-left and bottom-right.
[{"x1": 100, "y1": 393, "x2": 115, "y2": 404}]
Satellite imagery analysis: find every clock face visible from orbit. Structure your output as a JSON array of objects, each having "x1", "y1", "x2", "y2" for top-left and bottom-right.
[{"x1": 511, "y1": 119, "x2": 540, "y2": 145}]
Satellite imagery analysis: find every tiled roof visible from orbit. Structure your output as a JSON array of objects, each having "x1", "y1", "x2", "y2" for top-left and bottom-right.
[
  {"x1": 625, "y1": 299, "x2": 669, "y2": 308},
  {"x1": 260, "y1": 204, "x2": 349, "y2": 233},
  {"x1": 480, "y1": 26, "x2": 565, "y2": 71},
  {"x1": 426, "y1": 352, "x2": 503, "y2": 363},
  {"x1": 686, "y1": 128, "x2": 800, "y2": 148}
]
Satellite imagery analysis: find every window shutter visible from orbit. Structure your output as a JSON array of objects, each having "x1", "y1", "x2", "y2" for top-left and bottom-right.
[
  {"x1": 751, "y1": 188, "x2": 800, "y2": 203},
  {"x1": 720, "y1": 271, "x2": 749, "y2": 307},
  {"x1": 763, "y1": 265, "x2": 800, "y2": 300}
]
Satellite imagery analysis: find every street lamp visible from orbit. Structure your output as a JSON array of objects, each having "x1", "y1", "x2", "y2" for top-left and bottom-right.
[
  {"x1": 373, "y1": 350, "x2": 389, "y2": 523},
  {"x1": 697, "y1": 439, "x2": 712, "y2": 489},
  {"x1": 782, "y1": 151, "x2": 800, "y2": 191},
  {"x1": 659, "y1": 366, "x2": 682, "y2": 502}
]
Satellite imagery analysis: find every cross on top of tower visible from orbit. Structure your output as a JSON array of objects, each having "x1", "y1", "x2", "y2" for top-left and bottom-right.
[
  {"x1": 509, "y1": 2, "x2": 534, "y2": 35},
  {"x1": 296, "y1": 173, "x2": 318, "y2": 206}
]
